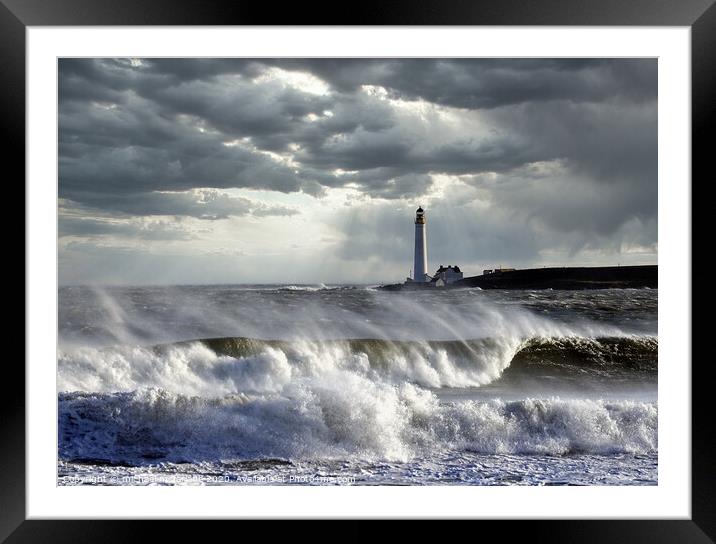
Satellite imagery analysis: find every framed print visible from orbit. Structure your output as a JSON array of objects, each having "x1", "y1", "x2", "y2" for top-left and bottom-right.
[{"x1": 7, "y1": 0, "x2": 713, "y2": 537}]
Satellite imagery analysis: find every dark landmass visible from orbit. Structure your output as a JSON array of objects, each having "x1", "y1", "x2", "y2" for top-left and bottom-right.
[{"x1": 379, "y1": 265, "x2": 657, "y2": 291}]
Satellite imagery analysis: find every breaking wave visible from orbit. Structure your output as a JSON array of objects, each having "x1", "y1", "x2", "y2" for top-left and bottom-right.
[
  {"x1": 59, "y1": 387, "x2": 657, "y2": 464},
  {"x1": 58, "y1": 335, "x2": 657, "y2": 395},
  {"x1": 56, "y1": 285, "x2": 658, "y2": 480},
  {"x1": 57, "y1": 334, "x2": 657, "y2": 465}
]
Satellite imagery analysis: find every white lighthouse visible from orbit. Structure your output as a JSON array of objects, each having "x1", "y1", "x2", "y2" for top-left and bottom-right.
[{"x1": 413, "y1": 206, "x2": 428, "y2": 282}]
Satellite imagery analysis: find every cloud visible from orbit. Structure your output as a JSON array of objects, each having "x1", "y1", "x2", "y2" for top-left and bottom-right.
[
  {"x1": 265, "y1": 58, "x2": 656, "y2": 109},
  {"x1": 60, "y1": 59, "x2": 656, "y2": 200},
  {"x1": 57, "y1": 58, "x2": 657, "y2": 284},
  {"x1": 59, "y1": 216, "x2": 195, "y2": 241},
  {"x1": 62, "y1": 189, "x2": 297, "y2": 221}
]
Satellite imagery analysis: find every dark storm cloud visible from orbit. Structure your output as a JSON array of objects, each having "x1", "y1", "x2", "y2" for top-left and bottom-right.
[
  {"x1": 267, "y1": 58, "x2": 656, "y2": 109},
  {"x1": 300, "y1": 132, "x2": 538, "y2": 180},
  {"x1": 90, "y1": 58, "x2": 654, "y2": 109},
  {"x1": 58, "y1": 57, "x2": 657, "y2": 261}
]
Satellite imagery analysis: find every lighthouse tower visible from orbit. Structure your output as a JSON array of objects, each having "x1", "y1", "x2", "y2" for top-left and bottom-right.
[{"x1": 413, "y1": 206, "x2": 428, "y2": 282}]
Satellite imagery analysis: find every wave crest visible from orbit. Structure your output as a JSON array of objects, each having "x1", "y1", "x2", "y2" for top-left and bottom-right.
[{"x1": 58, "y1": 335, "x2": 657, "y2": 395}]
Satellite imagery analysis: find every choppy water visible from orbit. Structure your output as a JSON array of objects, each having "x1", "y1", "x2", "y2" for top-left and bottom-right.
[{"x1": 57, "y1": 285, "x2": 657, "y2": 485}]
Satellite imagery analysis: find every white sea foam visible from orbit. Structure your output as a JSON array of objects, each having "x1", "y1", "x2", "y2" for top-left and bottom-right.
[
  {"x1": 58, "y1": 331, "x2": 656, "y2": 397},
  {"x1": 59, "y1": 385, "x2": 657, "y2": 463},
  {"x1": 58, "y1": 334, "x2": 536, "y2": 395},
  {"x1": 57, "y1": 286, "x2": 658, "y2": 470},
  {"x1": 58, "y1": 335, "x2": 657, "y2": 464}
]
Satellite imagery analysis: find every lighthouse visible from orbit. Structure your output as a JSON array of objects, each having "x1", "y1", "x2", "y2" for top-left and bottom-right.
[{"x1": 413, "y1": 206, "x2": 428, "y2": 282}]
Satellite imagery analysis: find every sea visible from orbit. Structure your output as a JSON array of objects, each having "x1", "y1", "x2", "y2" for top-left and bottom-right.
[{"x1": 57, "y1": 285, "x2": 657, "y2": 486}]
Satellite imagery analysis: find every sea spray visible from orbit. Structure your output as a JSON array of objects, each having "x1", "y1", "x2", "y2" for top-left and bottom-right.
[{"x1": 60, "y1": 285, "x2": 639, "y2": 349}]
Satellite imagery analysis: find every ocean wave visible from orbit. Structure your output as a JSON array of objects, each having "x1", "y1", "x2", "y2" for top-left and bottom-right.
[
  {"x1": 59, "y1": 387, "x2": 657, "y2": 465},
  {"x1": 277, "y1": 284, "x2": 329, "y2": 292},
  {"x1": 510, "y1": 336, "x2": 657, "y2": 375},
  {"x1": 58, "y1": 335, "x2": 657, "y2": 396}
]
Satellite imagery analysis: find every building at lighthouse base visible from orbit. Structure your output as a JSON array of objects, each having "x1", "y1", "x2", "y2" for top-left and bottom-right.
[
  {"x1": 403, "y1": 264, "x2": 464, "y2": 288},
  {"x1": 431, "y1": 265, "x2": 463, "y2": 286}
]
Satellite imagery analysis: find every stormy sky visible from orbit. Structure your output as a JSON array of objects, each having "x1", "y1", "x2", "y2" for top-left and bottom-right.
[{"x1": 58, "y1": 58, "x2": 657, "y2": 285}]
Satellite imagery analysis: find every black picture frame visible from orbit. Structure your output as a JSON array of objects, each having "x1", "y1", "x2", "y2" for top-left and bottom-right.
[{"x1": 6, "y1": 0, "x2": 712, "y2": 537}]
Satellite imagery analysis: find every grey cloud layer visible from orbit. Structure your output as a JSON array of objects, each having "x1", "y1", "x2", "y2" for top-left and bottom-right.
[
  {"x1": 58, "y1": 58, "x2": 657, "y2": 282},
  {"x1": 59, "y1": 58, "x2": 656, "y2": 204}
]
